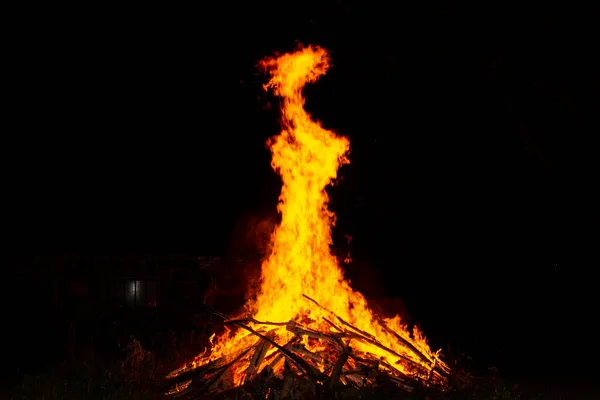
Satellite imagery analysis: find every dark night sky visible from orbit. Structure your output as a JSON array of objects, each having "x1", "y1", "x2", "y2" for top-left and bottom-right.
[{"x1": 6, "y1": 3, "x2": 600, "y2": 387}]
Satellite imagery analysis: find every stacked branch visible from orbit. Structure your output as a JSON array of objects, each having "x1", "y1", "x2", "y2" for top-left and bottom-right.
[{"x1": 163, "y1": 296, "x2": 453, "y2": 399}]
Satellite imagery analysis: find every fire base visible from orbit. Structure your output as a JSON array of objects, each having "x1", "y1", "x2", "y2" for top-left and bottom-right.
[{"x1": 163, "y1": 295, "x2": 458, "y2": 399}]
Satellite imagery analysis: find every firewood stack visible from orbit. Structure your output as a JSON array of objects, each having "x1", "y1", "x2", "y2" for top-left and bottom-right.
[{"x1": 161, "y1": 294, "x2": 458, "y2": 399}]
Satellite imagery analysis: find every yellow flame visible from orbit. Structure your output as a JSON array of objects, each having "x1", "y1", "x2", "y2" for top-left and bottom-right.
[
  {"x1": 254, "y1": 45, "x2": 350, "y2": 323},
  {"x1": 174, "y1": 45, "x2": 445, "y2": 385}
]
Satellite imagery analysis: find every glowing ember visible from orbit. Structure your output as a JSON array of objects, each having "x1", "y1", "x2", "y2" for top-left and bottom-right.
[{"x1": 167, "y1": 45, "x2": 449, "y2": 393}]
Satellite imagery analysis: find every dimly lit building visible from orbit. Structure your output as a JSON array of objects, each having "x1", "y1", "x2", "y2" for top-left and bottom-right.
[{"x1": 10, "y1": 255, "x2": 222, "y2": 314}]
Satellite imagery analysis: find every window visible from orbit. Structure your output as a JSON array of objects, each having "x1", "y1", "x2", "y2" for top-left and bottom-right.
[{"x1": 115, "y1": 279, "x2": 157, "y2": 307}]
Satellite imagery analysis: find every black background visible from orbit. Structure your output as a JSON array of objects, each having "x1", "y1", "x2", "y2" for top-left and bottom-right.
[{"x1": 6, "y1": 2, "x2": 600, "y2": 388}]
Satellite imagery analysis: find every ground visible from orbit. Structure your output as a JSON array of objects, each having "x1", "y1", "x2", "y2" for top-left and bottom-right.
[{"x1": 7, "y1": 308, "x2": 593, "y2": 400}]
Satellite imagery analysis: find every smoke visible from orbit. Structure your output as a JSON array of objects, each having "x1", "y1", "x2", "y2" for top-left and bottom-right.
[
  {"x1": 249, "y1": 214, "x2": 278, "y2": 256},
  {"x1": 225, "y1": 211, "x2": 278, "y2": 294},
  {"x1": 228, "y1": 212, "x2": 278, "y2": 257}
]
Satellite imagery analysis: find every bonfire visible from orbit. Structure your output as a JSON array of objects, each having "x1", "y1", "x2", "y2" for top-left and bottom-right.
[{"x1": 164, "y1": 45, "x2": 452, "y2": 398}]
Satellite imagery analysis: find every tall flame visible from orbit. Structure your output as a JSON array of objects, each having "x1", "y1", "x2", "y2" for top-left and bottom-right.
[
  {"x1": 174, "y1": 45, "x2": 444, "y2": 385},
  {"x1": 254, "y1": 46, "x2": 350, "y2": 322}
]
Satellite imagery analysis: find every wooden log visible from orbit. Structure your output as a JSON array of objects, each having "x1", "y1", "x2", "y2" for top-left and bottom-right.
[
  {"x1": 378, "y1": 358, "x2": 409, "y2": 380},
  {"x1": 211, "y1": 367, "x2": 235, "y2": 392},
  {"x1": 280, "y1": 359, "x2": 295, "y2": 398},
  {"x1": 323, "y1": 317, "x2": 344, "y2": 332},
  {"x1": 302, "y1": 294, "x2": 413, "y2": 363},
  {"x1": 302, "y1": 294, "x2": 336, "y2": 317},
  {"x1": 426, "y1": 356, "x2": 437, "y2": 384},
  {"x1": 288, "y1": 343, "x2": 329, "y2": 367},
  {"x1": 302, "y1": 295, "x2": 374, "y2": 340},
  {"x1": 381, "y1": 323, "x2": 452, "y2": 380},
  {"x1": 244, "y1": 331, "x2": 275, "y2": 384},
  {"x1": 195, "y1": 303, "x2": 318, "y2": 381},
  {"x1": 344, "y1": 331, "x2": 422, "y2": 368},
  {"x1": 329, "y1": 349, "x2": 349, "y2": 388},
  {"x1": 345, "y1": 373, "x2": 365, "y2": 387},
  {"x1": 178, "y1": 300, "x2": 451, "y2": 396},
  {"x1": 302, "y1": 293, "x2": 444, "y2": 378},
  {"x1": 266, "y1": 353, "x2": 284, "y2": 375},
  {"x1": 198, "y1": 302, "x2": 231, "y2": 321},
  {"x1": 365, "y1": 367, "x2": 414, "y2": 393},
  {"x1": 347, "y1": 349, "x2": 424, "y2": 390},
  {"x1": 388, "y1": 376, "x2": 414, "y2": 392},
  {"x1": 203, "y1": 346, "x2": 255, "y2": 390},
  {"x1": 163, "y1": 379, "x2": 193, "y2": 397},
  {"x1": 161, "y1": 352, "x2": 250, "y2": 395},
  {"x1": 260, "y1": 336, "x2": 301, "y2": 377},
  {"x1": 229, "y1": 320, "x2": 325, "y2": 381},
  {"x1": 286, "y1": 321, "x2": 345, "y2": 348},
  {"x1": 381, "y1": 323, "x2": 434, "y2": 365},
  {"x1": 223, "y1": 318, "x2": 288, "y2": 326},
  {"x1": 162, "y1": 359, "x2": 219, "y2": 389},
  {"x1": 347, "y1": 351, "x2": 379, "y2": 366}
]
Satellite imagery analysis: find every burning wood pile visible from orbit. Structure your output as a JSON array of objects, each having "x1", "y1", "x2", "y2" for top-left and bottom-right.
[
  {"x1": 163, "y1": 296, "x2": 450, "y2": 399},
  {"x1": 163, "y1": 45, "x2": 454, "y2": 398}
]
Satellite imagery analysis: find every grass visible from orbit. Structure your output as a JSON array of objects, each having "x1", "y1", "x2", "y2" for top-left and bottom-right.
[
  {"x1": 9, "y1": 333, "x2": 547, "y2": 400},
  {"x1": 9, "y1": 321, "x2": 211, "y2": 400},
  {"x1": 12, "y1": 337, "x2": 169, "y2": 399}
]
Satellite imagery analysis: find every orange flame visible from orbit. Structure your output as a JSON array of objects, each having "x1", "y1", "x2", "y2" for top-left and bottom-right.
[
  {"x1": 174, "y1": 45, "x2": 446, "y2": 386},
  {"x1": 254, "y1": 45, "x2": 350, "y2": 324}
]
